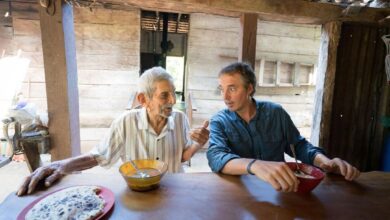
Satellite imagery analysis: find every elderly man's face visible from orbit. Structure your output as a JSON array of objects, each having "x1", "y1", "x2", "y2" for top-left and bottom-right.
[{"x1": 147, "y1": 80, "x2": 176, "y2": 118}]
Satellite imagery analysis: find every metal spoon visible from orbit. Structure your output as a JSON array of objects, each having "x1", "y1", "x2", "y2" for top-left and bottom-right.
[
  {"x1": 129, "y1": 159, "x2": 150, "y2": 178},
  {"x1": 289, "y1": 144, "x2": 305, "y2": 175}
]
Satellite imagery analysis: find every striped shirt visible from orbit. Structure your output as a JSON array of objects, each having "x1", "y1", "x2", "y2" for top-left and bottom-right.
[{"x1": 92, "y1": 107, "x2": 192, "y2": 173}]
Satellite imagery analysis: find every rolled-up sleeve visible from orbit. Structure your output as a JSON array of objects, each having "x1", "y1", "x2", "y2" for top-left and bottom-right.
[{"x1": 207, "y1": 116, "x2": 240, "y2": 172}]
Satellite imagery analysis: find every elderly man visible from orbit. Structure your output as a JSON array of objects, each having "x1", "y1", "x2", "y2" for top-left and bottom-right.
[
  {"x1": 17, "y1": 67, "x2": 209, "y2": 196},
  {"x1": 207, "y1": 62, "x2": 360, "y2": 193}
]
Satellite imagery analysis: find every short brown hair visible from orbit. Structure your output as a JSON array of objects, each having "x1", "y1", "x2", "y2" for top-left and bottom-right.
[{"x1": 219, "y1": 62, "x2": 256, "y2": 97}]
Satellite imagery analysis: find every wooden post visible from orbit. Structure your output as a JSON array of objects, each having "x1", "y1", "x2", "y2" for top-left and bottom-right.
[
  {"x1": 39, "y1": 0, "x2": 81, "y2": 161},
  {"x1": 238, "y1": 13, "x2": 257, "y2": 69},
  {"x1": 311, "y1": 21, "x2": 341, "y2": 147}
]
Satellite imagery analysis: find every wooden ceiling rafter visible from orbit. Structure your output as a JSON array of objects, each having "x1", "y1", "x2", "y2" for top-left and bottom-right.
[
  {"x1": 107, "y1": 0, "x2": 390, "y2": 24},
  {"x1": 6, "y1": 0, "x2": 390, "y2": 25}
]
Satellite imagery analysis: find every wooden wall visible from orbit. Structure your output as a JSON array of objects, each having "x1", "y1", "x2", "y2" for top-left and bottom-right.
[
  {"x1": 0, "y1": 2, "x2": 140, "y2": 153},
  {"x1": 326, "y1": 23, "x2": 390, "y2": 171},
  {"x1": 186, "y1": 13, "x2": 321, "y2": 139},
  {"x1": 1, "y1": 5, "x2": 321, "y2": 154}
]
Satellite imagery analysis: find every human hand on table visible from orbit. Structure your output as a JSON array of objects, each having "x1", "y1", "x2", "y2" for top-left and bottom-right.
[
  {"x1": 16, "y1": 162, "x2": 67, "y2": 196},
  {"x1": 16, "y1": 154, "x2": 98, "y2": 196},
  {"x1": 318, "y1": 157, "x2": 360, "y2": 181},
  {"x1": 251, "y1": 160, "x2": 299, "y2": 192},
  {"x1": 189, "y1": 120, "x2": 210, "y2": 147}
]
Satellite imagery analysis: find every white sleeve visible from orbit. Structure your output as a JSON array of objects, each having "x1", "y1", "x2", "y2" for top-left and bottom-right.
[
  {"x1": 182, "y1": 113, "x2": 193, "y2": 150},
  {"x1": 90, "y1": 119, "x2": 125, "y2": 168}
]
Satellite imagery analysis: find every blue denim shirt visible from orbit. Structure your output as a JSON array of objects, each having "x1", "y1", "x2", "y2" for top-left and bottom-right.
[{"x1": 207, "y1": 100, "x2": 325, "y2": 172}]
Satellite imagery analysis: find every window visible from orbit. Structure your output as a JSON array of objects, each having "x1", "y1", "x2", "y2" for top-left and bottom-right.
[
  {"x1": 279, "y1": 62, "x2": 294, "y2": 86},
  {"x1": 259, "y1": 60, "x2": 276, "y2": 86},
  {"x1": 166, "y1": 56, "x2": 185, "y2": 93},
  {"x1": 258, "y1": 59, "x2": 316, "y2": 87},
  {"x1": 298, "y1": 64, "x2": 316, "y2": 85}
]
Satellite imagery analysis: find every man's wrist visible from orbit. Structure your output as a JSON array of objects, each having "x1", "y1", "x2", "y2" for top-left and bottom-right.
[{"x1": 247, "y1": 159, "x2": 257, "y2": 175}]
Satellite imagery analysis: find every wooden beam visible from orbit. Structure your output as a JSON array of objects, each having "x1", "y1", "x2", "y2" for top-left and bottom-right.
[
  {"x1": 310, "y1": 21, "x2": 341, "y2": 147},
  {"x1": 107, "y1": 0, "x2": 390, "y2": 24},
  {"x1": 39, "y1": 0, "x2": 81, "y2": 161},
  {"x1": 238, "y1": 13, "x2": 257, "y2": 68}
]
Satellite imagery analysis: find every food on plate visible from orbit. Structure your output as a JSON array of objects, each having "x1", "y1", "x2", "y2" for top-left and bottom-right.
[{"x1": 25, "y1": 186, "x2": 105, "y2": 220}]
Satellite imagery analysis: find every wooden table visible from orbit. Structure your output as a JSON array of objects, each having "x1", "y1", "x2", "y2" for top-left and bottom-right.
[{"x1": 1, "y1": 172, "x2": 389, "y2": 219}]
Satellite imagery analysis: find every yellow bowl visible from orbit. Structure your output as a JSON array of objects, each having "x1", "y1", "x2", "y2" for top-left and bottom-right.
[{"x1": 119, "y1": 159, "x2": 168, "y2": 191}]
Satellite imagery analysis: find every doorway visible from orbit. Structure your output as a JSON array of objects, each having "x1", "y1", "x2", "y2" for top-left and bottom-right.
[{"x1": 140, "y1": 10, "x2": 189, "y2": 102}]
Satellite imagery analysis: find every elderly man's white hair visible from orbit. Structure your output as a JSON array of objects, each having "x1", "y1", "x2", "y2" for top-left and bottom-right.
[{"x1": 138, "y1": 67, "x2": 175, "y2": 98}]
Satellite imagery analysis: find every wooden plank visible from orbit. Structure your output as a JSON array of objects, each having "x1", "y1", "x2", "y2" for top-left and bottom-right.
[
  {"x1": 80, "y1": 128, "x2": 109, "y2": 141},
  {"x1": 190, "y1": 13, "x2": 322, "y2": 39},
  {"x1": 323, "y1": 23, "x2": 390, "y2": 171},
  {"x1": 73, "y1": 7, "x2": 139, "y2": 24},
  {"x1": 11, "y1": 1, "x2": 39, "y2": 20},
  {"x1": 25, "y1": 68, "x2": 140, "y2": 84},
  {"x1": 191, "y1": 85, "x2": 314, "y2": 98},
  {"x1": 369, "y1": 26, "x2": 390, "y2": 170},
  {"x1": 74, "y1": 23, "x2": 139, "y2": 41},
  {"x1": 0, "y1": 38, "x2": 13, "y2": 55},
  {"x1": 312, "y1": 21, "x2": 341, "y2": 148},
  {"x1": 20, "y1": 83, "x2": 138, "y2": 99},
  {"x1": 79, "y1": 97, "x2": 129, "y2": 111},
  {"x1": 327, "y1": 24, "x2": 354, "y2": 158},
  {"x1": 78, "y1": 84, "x2": 136, "y2": 98},
  {"x1": 238, "y1": 13, "x2": 257, "y2": 67},
  {"x1": 0, "y1": 1, "x2": 12, "y2": 27},
  {"x1": 342, "y1": 25, "x2": 368, "y2": 165},
  {"x1": 258, "y1": 21, "x2": 321, "y2": 40},
  {"x1": 14, "y1": 51, "x2": 44, "y2": 68},
  {"x1": 11, "y1": 36, "x2": 42, "y2": 53},
  {"x1": 78, "y1": 69, "x2": 139, "y2": 84},
  {"x1": 79, "y1": 111, "x2": 121, "y2": 128},
  {"x1": 76, "y1": 39, "x2": 139, "y2": 55},
  {"x1": 189, "y1": 32, "x2": 320, "y2": 60},
  {"x1": 358, "y1": 27, "x2": 378, "y2": 170},
  {"x1": 39, "y1": 0, "x2": 81, "y2": 160},
  {"x1": 76, "y1": 54, "x2": 140, "y2": 70},
  {"x1": 189, "y1": 13, "x2": 239, "y2": 31},
  {"x1": 13, "y1": 19, "x2": 41, "y2": 36},
  {"x1": 189, "y1": 29, "x2": 238, "y2": 48},
  {"x1": 0, "y1": 26, "x2": 13, "y2": 39},
  {"x1": 108, "y1": 0, "x2": 389, "y2": 24}
]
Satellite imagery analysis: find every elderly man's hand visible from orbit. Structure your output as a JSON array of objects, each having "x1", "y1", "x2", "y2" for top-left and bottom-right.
[
  {"x1": 190, "y1": 120, "x2": 210, "y2": 146},
  {"x1": 320, "y1": 157, "x2": 360, "y2": 181},
  {"x1": 16, "y1": 162, "x2": 66, "y2": 196}
]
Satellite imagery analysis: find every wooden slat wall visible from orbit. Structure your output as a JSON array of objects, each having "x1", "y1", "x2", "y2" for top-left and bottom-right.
[
  {"x1": 326, "y1": 23, "x2": 390, "y2": 171},
  {"x1": 0, "y1": 2, "x2": 140, "y2": 153},
  {"x1": 187, "y1": 13, "x2": 321, "y2": 139}
]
